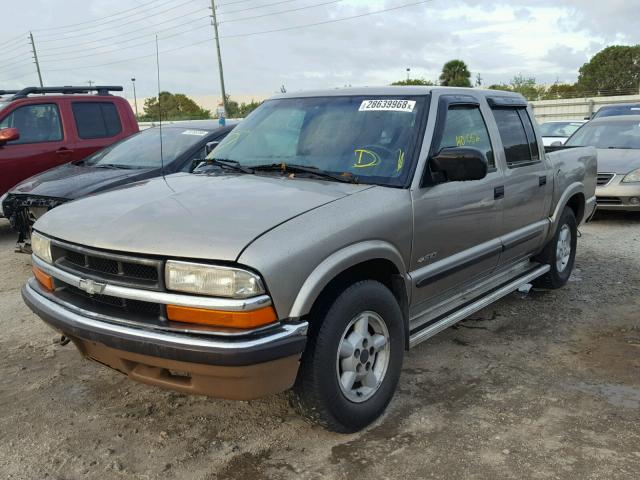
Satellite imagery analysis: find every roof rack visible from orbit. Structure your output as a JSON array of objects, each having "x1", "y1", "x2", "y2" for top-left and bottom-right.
[
  {"x1": 8, "y1": 85, "x2": 123, "y2": 100},
  {"x1": 0, "y1": 90, "x2": 20, "y2": 96}
]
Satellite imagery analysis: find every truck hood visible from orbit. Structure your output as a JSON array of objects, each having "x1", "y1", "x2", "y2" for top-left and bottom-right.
[
  {"x1": 10, "y1": 163, "x2": 156, "y2": 200},
  {"x1": 596, "y1": 148, "x2": 640, "y2": 174},
  {"x1": 34, "y1": 173, "x2": 372, "y2": 261}
]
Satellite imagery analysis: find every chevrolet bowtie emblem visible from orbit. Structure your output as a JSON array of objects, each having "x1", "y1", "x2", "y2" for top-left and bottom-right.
[{"x1": 78, "y1": 278, "x2": 106, "y2": 295}]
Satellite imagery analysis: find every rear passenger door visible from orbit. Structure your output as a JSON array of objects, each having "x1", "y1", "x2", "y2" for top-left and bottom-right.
[
  {"x1": 69, "y1": 101, "x2": 124, "y2": 161},
  {"x1": 488, "y1": 99, "x2": 551, "y2": 264}
]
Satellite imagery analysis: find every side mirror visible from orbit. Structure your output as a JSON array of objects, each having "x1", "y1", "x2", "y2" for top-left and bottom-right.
[
  {"x1": 205, "y1": 141, "x2": 220, "y2": 155},
  {"x1": 0, "y1": 127, "x2": 19, "y2": 146},
  {"x1": 550, "y1": 140, "x2": 563, "y2": 147},
  {"x1": 429, "y1": 147, "x2": 488, "y2": 183}
]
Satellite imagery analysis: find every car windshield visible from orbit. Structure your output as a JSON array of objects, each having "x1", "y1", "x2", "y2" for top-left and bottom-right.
[
  {"x1": 208, "y1": 95, "x2": 428, "y2": 186},
  {"x1": 539, "y1": 121, "x2": 584, "y2": 137},
  {"x1": 593, "y1": 105, "x2": 640, "y2": 118},
  {"x1": 565, "y1": 121, "x2": 640, "y2": 149},
  {"x1": 84, "y1": 126, "x2": 211, "y2": 169}
]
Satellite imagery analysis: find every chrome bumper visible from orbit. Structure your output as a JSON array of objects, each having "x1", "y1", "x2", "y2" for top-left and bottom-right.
[{"x1": 23, "y1": 280, "x2": 308, "y2": 367}]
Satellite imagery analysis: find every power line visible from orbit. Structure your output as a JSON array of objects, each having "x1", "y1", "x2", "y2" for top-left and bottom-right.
[
  {"x1": 2, "y1": 32, "x2": 29, "y2": 47},
  {"x1": 219, "y1": 0, "x2": 344, "y2": 24},
  {"x1": 38, "y1": 13, "x2": 210, "y2": 57},
  {"x1": 219, "y1": 0, "x2": 433, "y2": 38},
  {"x1": 36, "y1": 0, "x2": 199, "y2": 42},
  {"x1": 217, "y1": 0, "x2": 303, "y2": 16},
  {"x1": 39, "y1": 20, "x2": 211, "y2": 63},
  {"x1": 39, "y1": 0, "x2": 434, "y2": 73},
  {"x1": 0, "y1": 57, "x2": 35, "y2": 72},
  {"x1": 32, "y1": 0, "x2": 177, "y2": 32}
]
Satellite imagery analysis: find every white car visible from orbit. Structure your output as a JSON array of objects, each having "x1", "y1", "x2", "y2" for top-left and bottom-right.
[{"x1": 540, "y1": 120, "x2": 587, "y2": 146}]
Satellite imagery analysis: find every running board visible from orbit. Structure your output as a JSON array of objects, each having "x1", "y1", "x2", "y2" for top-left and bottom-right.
[{"x1": 408, "y1": 264, "x2": 550, "y2": 348}]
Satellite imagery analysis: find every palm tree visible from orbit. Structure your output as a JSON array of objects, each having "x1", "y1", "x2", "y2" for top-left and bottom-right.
[{"x1": 439, "y1": 60, "x2": 472, "y2": 87}]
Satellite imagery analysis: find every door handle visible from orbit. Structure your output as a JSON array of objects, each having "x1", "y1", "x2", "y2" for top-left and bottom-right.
[
  {"x1": 494, "y1": 186, "x2": 505, "y2": 199},
  {"x1": 539, "y1": 175, "x2": 547, "y2": 186},
  {"x1": 55, "y1": 147, "x2": 74, "y2": 156}
]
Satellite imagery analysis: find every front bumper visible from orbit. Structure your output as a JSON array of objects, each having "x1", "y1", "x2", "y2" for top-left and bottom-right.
[
  {"x1": 23, "y1": 280, "x2": 308, "y2": 399},
  {"x1": 596, "y1": 174, "x2": 640, "y2": 211}
]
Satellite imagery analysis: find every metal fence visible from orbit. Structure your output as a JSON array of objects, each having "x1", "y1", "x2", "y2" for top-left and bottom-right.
[{"x1": 530, "y1": 94, "x2": 640, "y2": 123}]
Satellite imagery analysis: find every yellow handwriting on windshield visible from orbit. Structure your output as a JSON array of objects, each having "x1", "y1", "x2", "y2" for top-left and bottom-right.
[{"x1": 353, "y1": 149, "x2": 381, "y2": 168}]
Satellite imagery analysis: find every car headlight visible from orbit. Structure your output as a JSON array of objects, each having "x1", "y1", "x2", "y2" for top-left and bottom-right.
[
  {"x1": 0, "y1": 193, "x2": 7, "y2": 217},
  {"x1": 32, "y1": 231, "x2": 53, "y2": 264},
  {"x1": 622, "y1": 168, "x2": 640, "y2": 183},
  {"x1": 165, "y1": 260, "x2": 265, "y2": 298}
]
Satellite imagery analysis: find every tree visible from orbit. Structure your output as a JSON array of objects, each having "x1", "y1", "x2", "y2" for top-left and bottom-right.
[
  {"x1": 391, "y1": 78, "x2": 435, "y2": 86},
  {"x1": 508, "y1": 74, "x2": 545, "y2": 100},
  {"x1": 578, "y1": 45, "x2": 640, "y2": 95},
  {"x1": 141, "y1": 92, "x2": 210, "y2": 121},
  {"x1": 439, "y1": 60, "x2": 472, "y2": 87},
  {"x1": 221, "y1": 96, "x2": 262, "y2": 118}
]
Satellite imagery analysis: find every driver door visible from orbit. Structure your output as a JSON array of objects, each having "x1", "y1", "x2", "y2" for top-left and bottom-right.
[{"x1": 409, "y1": 94, "x2": 504, "y2": 315}]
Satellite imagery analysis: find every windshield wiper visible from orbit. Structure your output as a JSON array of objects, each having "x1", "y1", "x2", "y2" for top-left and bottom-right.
[
  {"x1": 251, "y1": 163, "x2": 358, "y2": 184},
  {"x1": 193, "y1": 158, "x2": 254, "y2": 174},
  {"x1": 93, "y1": 164, "x2": 139, "y2": 170}
]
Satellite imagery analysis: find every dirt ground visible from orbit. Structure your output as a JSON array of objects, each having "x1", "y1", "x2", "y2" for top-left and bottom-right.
[{"x1": 0, "y1": 213, "x2": 639, "y2": 480}]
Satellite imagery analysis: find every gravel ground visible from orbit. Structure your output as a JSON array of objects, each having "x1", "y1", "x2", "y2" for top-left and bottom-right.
[{"x1": 0, "y1": 213, "x2": 639, "y2": 480}]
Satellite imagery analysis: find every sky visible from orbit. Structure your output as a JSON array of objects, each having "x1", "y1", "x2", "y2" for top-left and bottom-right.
[{"x1": 2, "y1": 0, "x2": 639, "y2": 104}]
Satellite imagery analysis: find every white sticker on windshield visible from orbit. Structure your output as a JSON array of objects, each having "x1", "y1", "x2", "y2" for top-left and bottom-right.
[
  {"x1": 359, "y1": 99, "x2": 416, "y2": 113},
  {"x1": 181, "y1": 129, "x2": 208, "y2": 136}
]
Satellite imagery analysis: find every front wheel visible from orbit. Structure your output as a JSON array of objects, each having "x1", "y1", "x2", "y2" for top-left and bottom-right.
[
  {"x1": 291, "y1": 280, "x2": 404, "y2": 433},
  {"x1": 534, "y1": 206, "x2": 577, "y2": 289}
]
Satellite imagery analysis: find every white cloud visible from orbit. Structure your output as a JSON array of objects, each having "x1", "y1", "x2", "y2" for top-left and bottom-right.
[{"x1": 1, "y1": 0, "x2": 638, "y2": 102}]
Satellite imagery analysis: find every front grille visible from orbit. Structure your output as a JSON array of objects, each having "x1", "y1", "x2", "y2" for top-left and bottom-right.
[
  {"x1": 52, "y1": 242, "x2": 162, "y2": 288},
  {"x1": 64, "y1": 284, "x2": 163, "y2": 317},
  {"x1": 597, "y1": 196, "x2": 622, "y2": 205},
  {"x1": 597, "y1": 173, "x2": 615, "y2": 186}
]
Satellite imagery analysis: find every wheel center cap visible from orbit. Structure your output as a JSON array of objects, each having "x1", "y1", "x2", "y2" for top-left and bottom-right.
[{"x1": 360, "y1": 350, "x2": 369, "y2": 363}]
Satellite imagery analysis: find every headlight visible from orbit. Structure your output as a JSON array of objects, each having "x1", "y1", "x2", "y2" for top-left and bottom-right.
[
  {"x1": 165, "y1": 260, "x2": 265, "y2": 298},
  {"x1": 32, "y1": 231, "x2": 53, "y2": 264},
  {"x1": 0, "y1": 193, "x2": 7, "y2": 217},
  {"x1": 622, "y1": 168, "x2": 640, "y2": 183}
]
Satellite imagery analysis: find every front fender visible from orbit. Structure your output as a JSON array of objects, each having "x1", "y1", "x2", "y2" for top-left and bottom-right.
[{"x1": 288, "y1": 240, "x2": 408, "y2": 319}]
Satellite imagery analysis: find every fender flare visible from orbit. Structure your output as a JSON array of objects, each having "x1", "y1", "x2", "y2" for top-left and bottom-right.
[
  {"x1": 548, "y1": 182, "x2": 585, "y2": 240},
  {"x1": 288, "y1": 240, "x2": 409, "y2": 320}
]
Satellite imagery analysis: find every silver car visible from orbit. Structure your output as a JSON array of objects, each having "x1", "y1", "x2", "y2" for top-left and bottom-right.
[
  {"x1": 565, "y1": 115, "x2": 640, "y2": 210},
  {"x1": 23, "y1": 87, "x2": 596, "y2": 432}
]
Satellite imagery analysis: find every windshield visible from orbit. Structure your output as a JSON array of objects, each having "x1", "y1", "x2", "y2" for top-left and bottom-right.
[
  {"x1": 84, "y1": 126, "x2": 211, "y2": 168},
  {"x1": 565, "y1": 121, "x2": 640, "y2": 149},
  {"x1": 539, "y1": 121, "x2": 584, "y2": 137},
  {"x1": 208, "y1": 95, "x2": 428, "y2": 186},
  {"x1": 593, "y1": 105, "x2": 640, "y2": 119}
]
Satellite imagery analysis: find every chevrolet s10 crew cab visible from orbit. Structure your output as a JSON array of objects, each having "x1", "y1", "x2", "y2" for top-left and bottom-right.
[{"x1": 23, "y1": 87, "x2": 597, "y2": 432}]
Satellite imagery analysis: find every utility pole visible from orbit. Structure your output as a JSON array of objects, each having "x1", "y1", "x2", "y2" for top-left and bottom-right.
[
  {"x1": 29, "y1": 32, "x2": 43, "y2": 87},
  {"x1": 406, "y1": 68, "x2": 410, "y2": 81},
  {"x1": 87, "y1": 80, "x2": 94, "y2": 87},
  {"x1": 210, "y1": 0, "x2": 229, "y2": 116},
  {"x1": 131, "y1": 77, "x2": 139, "y2": 119}
]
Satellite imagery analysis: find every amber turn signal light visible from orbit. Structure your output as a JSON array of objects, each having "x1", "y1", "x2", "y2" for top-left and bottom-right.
[
  {"x1": 33, "y1": 266, "x2": 54, "y2": 291},
  {"x1": 166, "y1": 304, "x2": 277, "y2": 329}
]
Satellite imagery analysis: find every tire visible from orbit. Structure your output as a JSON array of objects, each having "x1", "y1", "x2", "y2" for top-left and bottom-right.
[
  {"x1": 291, "y1": 280, "x2": 404, "y2": 433},
  {"x1": 534, "y1": 206, "x2": 577, "y2": 289}
]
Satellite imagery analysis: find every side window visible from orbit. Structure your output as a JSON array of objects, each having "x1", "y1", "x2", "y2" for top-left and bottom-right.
[
  {"x1": 492, "y1": 108, "x2": 538, "y2": 167},
  {"x1": 436, "y1": 105, "x2": 495, "y2": 168},
  {"x1": 517, "y1": 110, "x2": 540, "y2": 161},
  {"x1": 72, "y1": 102, "x2": 122, "y2": 139},
  {"x1": 0, "y1": 104, "x2": 62, "y2": 144}
]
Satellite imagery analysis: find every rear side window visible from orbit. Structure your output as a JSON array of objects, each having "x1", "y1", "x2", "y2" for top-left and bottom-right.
[
  {"x1": 435, "y1": 105, "x2": 495, "y2": 168},
  {"x1": 72, "y1": 102, "x2": 122, "y2": 139},
  {"x1": 0, "y1": 103, "x2": 62, "y2": 144},
  {"x1": 517, "y1": 110, "x2": 540, "y2": 161},
  {"x1": 492, "y1": 108, "x2": 538, "y2": 167}
]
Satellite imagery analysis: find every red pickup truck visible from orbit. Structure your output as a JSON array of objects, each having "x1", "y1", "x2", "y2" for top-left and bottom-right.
[{"x1": 0, "y1": 86, "x2": 138, "y2": 197}]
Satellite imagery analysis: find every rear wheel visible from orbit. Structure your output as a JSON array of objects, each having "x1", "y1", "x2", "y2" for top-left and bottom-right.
[
  {"x1": 534, "y1": 206, "x2": 577, "y2": 289},
  {"x1": 291, "y1": 280, "x2": 404, "y2": 433}
]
